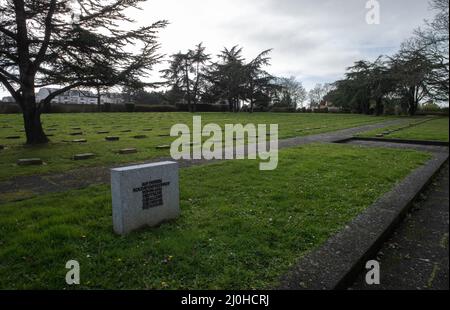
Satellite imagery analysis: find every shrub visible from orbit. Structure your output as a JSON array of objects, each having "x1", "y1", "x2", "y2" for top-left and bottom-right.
[
  {"x1": 176, "y1": 103, "x2": 229, "y2": 112},
  {"x1": 134, "y1": 105, "x2": 177, "y2": 112},
  {"x1": 0, "y1": 103, "x2": 21, "y2": 114},
  {"x1": 269, "y1": 106, "x2": 296, "y2": 113},
  {"x1": 125, "y1": 103, "x2": 135, "y2": 112}
]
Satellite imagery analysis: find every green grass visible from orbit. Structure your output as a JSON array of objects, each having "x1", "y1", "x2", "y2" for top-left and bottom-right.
[
  {"x1": 0, "y1": 112, "x2": 400, "y2": 181},
  {"x1": 358, "y1": 117, "x2": 449, "y2": 142},
  {"x1": 0, "y1": 143, "x2": 430, "y2": 289}
]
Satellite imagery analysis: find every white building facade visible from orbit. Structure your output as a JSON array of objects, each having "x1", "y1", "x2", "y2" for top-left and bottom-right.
[{"x1": 35, "y1": 88, "x2": 125, "y2": 105}]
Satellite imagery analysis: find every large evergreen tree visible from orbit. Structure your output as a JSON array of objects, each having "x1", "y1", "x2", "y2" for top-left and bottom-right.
[
  {"x1": 162, "y1": 43, "x2": 210, "y2": 112},
  {"x1": 206, "y1": 46, "x2": 274, "y2": 112},
  {"x1": 0, "y1": 0, "x2": 167, "y2": 144}
]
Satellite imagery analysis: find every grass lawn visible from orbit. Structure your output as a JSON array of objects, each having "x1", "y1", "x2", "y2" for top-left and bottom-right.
[
  {"x1": 0, "y1": 112, "x2": 400, "y2": 181},
  {"x1": 0, "y1": 143, "x2": 430, "y2": 289},
  {"x1": 358, "y1": 117, "x2": 449, "y2": 142}
]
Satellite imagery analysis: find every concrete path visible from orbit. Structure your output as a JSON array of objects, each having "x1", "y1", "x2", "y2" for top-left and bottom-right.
[
  {"x1": 350, "y1": 163, "x2": 449, "y2": 290},
  {"x1": 0, "y1": 118, "x2": 413, "y2": 204}
]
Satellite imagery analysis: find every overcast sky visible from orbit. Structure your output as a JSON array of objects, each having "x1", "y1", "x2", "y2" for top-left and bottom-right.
[
  {"x1": 0, "y1": 0, "x2": 437, "y2": 98},
  {"x1": 140, "y1": 0, "x2": 434, "y2": 90}
]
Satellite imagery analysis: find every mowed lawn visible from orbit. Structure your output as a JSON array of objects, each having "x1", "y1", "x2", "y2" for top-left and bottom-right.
[
  {"x1": 0, "y1": 144, "x2": 430, "y2": 289},
  {"x1": 0, "y1": 112, "x2": 399, "y2": 180},
  {"x1": 359, "y1": 117, "x2": 449, "y2": 142}
]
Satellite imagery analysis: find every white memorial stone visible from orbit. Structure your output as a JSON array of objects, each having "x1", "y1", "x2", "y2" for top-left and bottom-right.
[{"x1": 111, "y1": 161, "x2": 179, "y2": 235}]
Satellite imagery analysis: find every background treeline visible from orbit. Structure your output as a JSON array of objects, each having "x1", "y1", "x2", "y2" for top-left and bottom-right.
[
  {"x1": 133, "y1": 44, "x2": 310, "y2": 113},
  {"x1": 1, "y1": 0, "x2": 447, "y2": 117},
  {"x1": 144, "y1": 0, "x2": 447, "y2": 116},
  {"x1": 325, "y1": 0, "x2": 448, "y2": 116}
]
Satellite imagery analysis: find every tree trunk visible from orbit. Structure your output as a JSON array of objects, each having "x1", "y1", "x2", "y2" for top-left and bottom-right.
[
  {"x1": 23, "y1": 105, "x2": 48, "y2": 145},
  {"x1": 408, "y1": 99, "x2": 418, "y2": 116},
  {"x1": 360, "y1": 101, "x2": 368, "y2": 114},
  {"x1": 375, "y1": 97, "x2": 383, "y2": 116},
  {"x1": 97, "y1": 87, "x2": 102, "y2": 112}
]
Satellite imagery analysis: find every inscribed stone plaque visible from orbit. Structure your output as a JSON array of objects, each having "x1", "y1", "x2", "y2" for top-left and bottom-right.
[{"x1": 111, "y1": 161, "x2": 179, "y2": 235}]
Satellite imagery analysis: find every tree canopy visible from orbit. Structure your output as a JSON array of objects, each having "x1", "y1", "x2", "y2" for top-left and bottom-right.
[{"x1": 0, "y1": 0, "x2": 167, "y2": 144}]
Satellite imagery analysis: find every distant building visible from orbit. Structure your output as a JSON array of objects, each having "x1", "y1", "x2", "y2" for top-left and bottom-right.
[
  {"x1": 35, "y1": 88, "x2": 125, "y2": 105},
  {"x1": 2, "y1": 89, "x2": 125, "y2": 105},
  {"x1": 2, "y1": 96, "x2": 15, "y2": 103},
  {"x1": 317, "y1": 100, "x2": 341, "y2": 112},
  {"x1": 36, "y1": 88, "x2": 97, "y2": 104},
  {"x1": 101, "y1": 93, "x2": 125, "y2": 105}
]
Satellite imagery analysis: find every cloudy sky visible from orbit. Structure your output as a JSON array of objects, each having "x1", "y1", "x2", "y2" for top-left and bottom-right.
[
  {"x1": 0, "y1": 0, "x2": 437, "y2": 98},
  {"x1": 138, "y1": 0, "x2": 434, "y2": 90}
]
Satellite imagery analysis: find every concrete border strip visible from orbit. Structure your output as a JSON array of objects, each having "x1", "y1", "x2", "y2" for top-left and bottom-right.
[
  {"x1": 336, "y1": 137, "x2": 449, "y2": 147},
  {"x1": 278, "y1": 150, "x2": 449, "y2": 290}
]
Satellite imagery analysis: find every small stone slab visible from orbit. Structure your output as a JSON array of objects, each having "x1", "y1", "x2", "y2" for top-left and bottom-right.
[
  {"x1": 5, "y1": 136, "x2": 20, "y2": 139},
  {"x1": 17, "y1": 158, "x2": 43, "y2": 166},
  {"x1": 97, "y1": 131, "x2": 110, "y2": 134},
  {"x1": 73, "y1": 153, "x2": 95, "y2": 160},
  {"x1": 72, "y1": 139, "x2": 87, "y2": 143},
  {"x1": 111, "y1": 161, "x2": 180, "y2": 235},
  {"x1": 69, "y1": 132, "x2": 83, "y2": 136},
  {"x1": 119, "y1": 148, "x2": 138, "y2": 154},
  {"x1": 105, "y1": 136, "x2": 120, "y2": 141},
  {"x1": 375, "y1": 134, "x2": 384, "y2": 137},
  {"x1": 133, "y1": 135, "x2": 147, "y2": 139},
  {"x1": 182, "y1": 142, "x2": 200, "y2": 147},
  {"x1": 121, "y1": 129, "x2": 132, "y2": 133},
  {"x1": 156, "y1": 145, "x2": 170, "y2": 149},
  {"x1": 382, "y1": 131, "x2": 390, "y2": 135},
  {"x1": 158, "y1": 134, "x2": 170, "y2": 137},
  {"x1": 142, "y1": 129, "x2": 153, "y2": 131},
  {"x1": 71, "y1": 127, "x2": 81, "y2": 130}
]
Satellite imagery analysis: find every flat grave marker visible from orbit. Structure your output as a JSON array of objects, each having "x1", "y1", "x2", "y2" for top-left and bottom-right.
[
  {"x1": 17, "y1": 158, "x2": 43, "y2": 166},
  {"x1": 73, "y1": 153, "x2": 95, "y2": 160},
  {"x1": 156, "y1": 145, "x2": 171, "y2": 149},
  {"x1": 119, "y1": 148, "x2": 138, "y2": 154}
]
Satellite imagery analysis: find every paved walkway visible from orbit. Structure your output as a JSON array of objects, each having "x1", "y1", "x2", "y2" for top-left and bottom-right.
[
  {"x1": 350, "y1": 163, "x2": 449, "y2": 290},
  {"x1": 0, "y1": 118, "x2": 418, "y2": 204}
]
